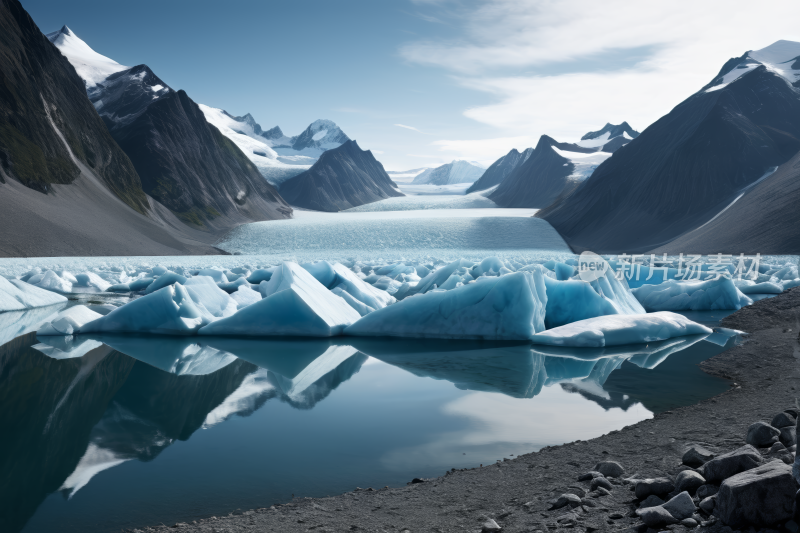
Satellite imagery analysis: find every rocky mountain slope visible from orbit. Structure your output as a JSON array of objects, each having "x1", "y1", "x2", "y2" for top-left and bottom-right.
[
  {"x1": 47, "y1": 26, "x2": 291, "y2": 232},
  {"x1": 467, "y1": 148, "x2": 533, "y2": 193},
  {"x1": 279, "y1": 140, "x2": 403, "y2": 212},
  {"x1": 539, "y1": 41, "x2": 800, "y2": 253},
  {"x1": 412, "y1": 160, "x2": 485, "y2": 185}
]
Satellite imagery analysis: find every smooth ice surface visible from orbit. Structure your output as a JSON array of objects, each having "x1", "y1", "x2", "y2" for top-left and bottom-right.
[
  {"x1": 38, "y1": 305, "x2": 103, "y2": 336},
  {"x1": 632, "y1": 278, "x2": 752, "y2": 311},
  {"x1": 346, "y1": 270, "x2": 547, "y2": 340},
  {"x1": 0, "y1": 276, "x2": 67, "y2": 312},
  {"x1": 81, "y1": 284, "x2": 209, "y2": 336},
  {"x1": 200, "y1": 263, "x2": 361, "y2": 337},
  {"x1": 531, "y1": 312, "x2": 712, "y2": 348},
  {"x1": 230, "y1": 285, "x2": 262, "y2": 308},
  {"x1": 218, "y1": 209, "x2": 565, "y2": 262}
]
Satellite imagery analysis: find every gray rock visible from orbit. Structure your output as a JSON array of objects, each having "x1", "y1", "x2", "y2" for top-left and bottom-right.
[
  {"x1": 637, "y1": 505, "x2": 679, "y2": 527},
  {"x1": 767, "y1": 441, "x2": 787, "y2": 454},
  {"x1": 662, "y1": 491, "x2": 697, "y2": 521},
  {"x1": 639, "y1": 495, "x2": 665, "y2": 509},
  {"x1": 702, "y1": 445, "x2": 763, "y2": 483},
  {"x1": 577, "y1": 471, "x2": 603, "y2": 482},
  {"x1": 699, "y1": 495, "x2": 716, "y2": 513},
  {"x1": 772, "y1": 411, "x2": 797, "y2": 428},
  {"x1": 675, "y1": 470, "x2": 706, "y2": 494},
  {"x1": 482, "y1": 518, "x2": 502, "y2": 532},
  {"x1": 696, "y1": 484, "x2": 718, "y2": 499},
  {"x1": 590, "y1": 477, "x2": 613, "y2": 491},
  {"x1": 681, "y1": 518, "x2": 698, "y2": 528},
  {"x1": 580, "y1": 498, "x2": 597, "y2": 507},
  {"x1": 548, "y1": 493, "x2": 581, "y2": 510},
  {"x1": 635, "y1": 478, "x2": 675, "y2": 499},
  {"x1": 565, "y1": 486, "x2": 586, "y2": 498},
  {"x1": 780, "y1": 426, "x2": 797, "y2": 447},
  {"x1": 593, "y1": 461, "x2": 625, "y2": 478},
  {"x1": 682, "y1": 446, "x2": 715, "y2": 467},
  {"x1": 745, "y1": 421, "x2": 781, "y2": 447},
  {"x1": 591, "y1": 487, "x2": 611, "y2": 497},
  {"x1": 716, "y1": 460, "x2": 795, "y2": 527}
]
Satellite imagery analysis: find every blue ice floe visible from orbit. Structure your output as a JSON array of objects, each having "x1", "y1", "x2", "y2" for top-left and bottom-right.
[{"x1": 631, "y1": 277, "x2": 751, "y2": 311}]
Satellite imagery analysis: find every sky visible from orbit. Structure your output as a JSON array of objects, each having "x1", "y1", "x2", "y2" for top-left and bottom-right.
[{"x1": 23, "y1": 0, "x2": 800, "y2": 170}]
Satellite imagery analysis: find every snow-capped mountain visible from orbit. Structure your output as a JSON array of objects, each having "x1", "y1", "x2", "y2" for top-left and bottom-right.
[
  {"x1": 280, "y1": 140, "x2": 404, "y2": 211},
  {"x1": 412, "y1": 160, "x2": 486, "y2": 185},
  {"x1": 46, "y1": 26, "x2": 291, "y2": 228},
  {"x1": 44, "y1": 25, "x2": 128, "y2": 87},
  {"x1": 539, "y1": 40, "x2": 800, "y2": 253},
  {"x1": 287, "y1": 119, "x2": 350, "y2": 152},
  {"x1": 577, "y1": 122, "x2": 639, "y2": 153},
  {"x1": 488, "y1": 135, "x2": 608, "y2": 208},
  {"x1": 467, "y1": 148, "x2": 533, "y2": 193}
]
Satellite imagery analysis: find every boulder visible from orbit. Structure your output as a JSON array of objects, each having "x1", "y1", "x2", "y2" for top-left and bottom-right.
[
  {"x1": 702, "y1": 445, "x2": 762, "y2": 483},
  {"x1": 549, "y1": 493, "x2": 581, "y2": 510},
  {"x1": 716, "y1": 461, "x2": 795, "y2": 527},
  {"x1": 675, "y1": 470, "x2": 706, "y2": 494},
  {"x1": 590, "y1": 477, "x2": 613, "y2": 491},
  {"x1": 636, "y1": 506, "x2": 679, "y2": 528},
  {"x1": 683, "y1": 445, "x2": 715, "y2": 467},
  {"x1": 662, "y1": 491, "x2": 697, "y2": 521},
  {"x1": 565, "y1": 486, "x2": 586, "y2": 498},
  {"x1": 745, "y1": 421, "x2": 780, "y2": 447},
  {"x1": 780, "y1": 426, "x2": 797, "y2": 447},
  {"x1": 638, "y1": 495, "x2": 665, "y2": 509},
  {"x1": 482, "y1": 518, "x2": 502, "y2": 532},
  {"x1": 593, "y1": 461, "x2": 625, "y2": 478},
  {"x1": 772, "y1": 412, "x2": 797, "y2": 429},
  {"x1": 635, "y1": 478, "x2": 675, "y2": 499},
  {"x1": 696, "y1": 484, "x2": 719, "y2": 499},
  {"x1": 577, "y1": 471, "x2": 604, "y2": 482},
  {"x1": 699, "y1": 495, "x2": 716, "y2": 513}
]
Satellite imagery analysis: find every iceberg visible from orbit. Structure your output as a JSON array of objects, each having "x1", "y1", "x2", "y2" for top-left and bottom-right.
[
  {"x1": 184, "y1": 276, "x2": 238, "y2": 318},
  {"x1": 331, "y1": 287, "x2": 375, "y2": 316},
  {"x1": 0, "y1": 305, "x2": 66, "y2": 346},
  {"x1": 71, "y1": 272, "x2": 111, "y2": 293},
  {"x1": 631, "y1": 277, "x2": 751, "y2": 311},
  {"x1": 413, "y1": 259, "x2": 475, "y2": 294},
  {"x1": 331, "y1": 263, "x2": 395, "y2": 309},
  {"x1": 783, "y1": 278, "x2": 800, "y2": 291},
  {"x1": 301, "y1": 261, "x2": 337, "y2": 288},
  {"x1": 80, "y1": 284, "x2": 209, "y2": 335},
  {"x1": 345, "y1": 270, "x2": 547, "y2": 340},
  {"x1": 217, "y1": 277, "x2": 250, "y2": 293},
  {"x1": 33, "y1": 270, "x2": 73, "y2": 293},
  {"x1": 37, "y1": 305, "x2": 103, "y2": 336},
  {"x1": 530, "y1": 312, "x2": 712, "y2": 348},
  {"x1": 143, "y1": 272, "x2": 187, "y2": 294},
  {"x1": 0, "y1": 276, "x2": 67, "y2": 312},
  {"x1": 32, "y1": 336, "x2": 105, "y2": 360},
  {"x1": 199, "y1": 263, "x2": 361, "y2": 337},
  {"x1": 196, "y1": 268, "x2": 227, "y2": 283},
  {"x1": 230, "y1": 284, "x2": 262, "y2": 308},
  {"x1": 735, "y1": 280, "x2": 784, "y2": 294}
]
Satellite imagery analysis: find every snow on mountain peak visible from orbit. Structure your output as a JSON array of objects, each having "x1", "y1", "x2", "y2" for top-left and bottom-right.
[
  {"x1": 291, "y1": 119, "x2": 350, "y2": 151},
  {"x1": 46, "y1": 25, "x2": 129, "y2": 87},
  {"x1": 705, "y1": 40, "x2": 800, "y2": 93}
]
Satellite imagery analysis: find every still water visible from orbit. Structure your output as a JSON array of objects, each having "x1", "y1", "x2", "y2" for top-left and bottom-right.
[{"x1": 0, "y1": 303, "x2": 737, "y2": 533}]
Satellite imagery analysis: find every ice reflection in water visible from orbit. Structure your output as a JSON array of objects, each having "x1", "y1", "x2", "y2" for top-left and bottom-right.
[{"x1": 1, "y1": 329, "x2": 738, "y2": 533}]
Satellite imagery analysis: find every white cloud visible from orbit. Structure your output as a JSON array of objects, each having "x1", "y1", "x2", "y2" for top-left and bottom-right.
[
  {"x1": 395, "y1": 123, "x2": 431, "y2": 134},
  {"x1": 430, "y1": 135, "x2": 535, "y2": 165},
  {"x1": 400, "y1": 0, "x2": 800, "y2": 159}
]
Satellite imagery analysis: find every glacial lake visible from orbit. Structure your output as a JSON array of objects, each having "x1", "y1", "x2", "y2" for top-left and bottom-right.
[{"x1": 1, "y1": 301, "x2": 739, "y2": 533}]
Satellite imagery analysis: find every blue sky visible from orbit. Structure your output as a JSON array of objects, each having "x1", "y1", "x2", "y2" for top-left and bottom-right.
[{"x1": 23, "y1": 0, "x2": 800, "y2": 170}]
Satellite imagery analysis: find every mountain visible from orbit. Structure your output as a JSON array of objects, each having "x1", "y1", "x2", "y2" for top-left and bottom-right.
[
  {"x1": 0, "y1": 4, "x2": 231, "y2": 256},
  {"x1": 653, "y1": 149, "x2": 800, "y2": 254},
  {"x1": 539, "y1": 40, "x2": 800, "y2": 253},
  {"x1": 577, "y1": 122, "x2": 640, "y2": 153},
  {"x1": 47, "y1": 26, "x2": 291, "y2": 231},
  {"x1": 488, "y1": 135, "x2": 609, "y2": 208},
  {"x1": 466, "y1": 147, "x2": 533, "y2": 193},
  {"x1": 279, "y1": 140, "x2": 403, "y2": 212},
  {"x1": 288, "y1": 119, "x2": 350, "y2": 152},
  {"x1": 412, "y1": 160, "x2": 485, "y2": 185}
]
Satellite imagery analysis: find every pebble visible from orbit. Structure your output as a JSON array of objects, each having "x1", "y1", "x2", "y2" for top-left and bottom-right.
[
  {"x1": 675, "y1": 470, "x2": 705, "y2": 494},
  {"x1": 590, "y1": 477, "x2": 613, "y2": 491},
  {"x1": 482, "y1": 518, "x2": 502, "y2": 532},
  {"x1": 682, "y1": 445, "x2": 715, "y2": 467},
  {"x1": 593, "y1": 461, "x2": 625, "y2": 478}
]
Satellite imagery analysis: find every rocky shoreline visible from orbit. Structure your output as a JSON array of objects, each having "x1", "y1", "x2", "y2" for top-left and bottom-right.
[{"x1": 127, "y1": 288, "x2": 800, "y2": 533}]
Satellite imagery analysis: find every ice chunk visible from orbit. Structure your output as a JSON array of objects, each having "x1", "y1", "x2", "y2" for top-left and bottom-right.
[
  {"x1": 37, "y1": 305, "x2": 103, "y2": 336},
  {"x1": 631, "y1": 277, "x2": 751, "y2": 311},
  {"x1": 32, "y1": 337, "x2": 105, "y2": 360},
  {"x1": 414, "y1": 259, "x2": 475, "y2": 294},
  {"x1": 735, "y1": 281, "x2": 783, "y2": 294},
  {"x1": 230, "y1": 284, "x2": 262, "y2": 308},
  {"x1": 530, "y1": 312, "x2": 712, "y2": 348},
  {"x1": 199, "y1": 263, "x2": 361, "y2": 337},
  {"x1": 301, "y1": 261, "x2": 337, "y2": 288},
  {"x1": 72, "y1": 272, "x2": 111, "y2": 293},
  {"x1": 197, "y1": 268, "x2": 227, "y2": 283},
  {"x1": 217, "y1": 277, "x2": 250, "y2": 293},
  {"x1": 0, "y1": 305, "x2": 66, "y2": 346},
  {"x1": 184, "y1": 276, "x2": 238, "y2": 318},
  {"x1": 33, "y1": 270, "x2": 73, "y2": 293},
  {"x1": 80, "y1": 284, "x2": 209, "y2": 335},
  {"x1": 331, "y1": 287, "x2": 375, "y2": 316},
  {"x1": 345, "y1": 270, "x2": 547, "y2": 340},
  {"x1": 0, "y1": 276, "x2": 67, "y2": 311},
  {"x1": 247, "y1": 268, "x2": 275, "y2": 284},
  {"x1": 143, "y1": 272, "x2": 187, "y2": 294},
  {"x1": 331, "y1": 263, "x2": 395, "y2": 309},
  {"x1": 783, "y1": 279, "x2": 800, "y2": 290},
  {"x1": 128, "y1": 277, "x2": 154, "y2": 291}
]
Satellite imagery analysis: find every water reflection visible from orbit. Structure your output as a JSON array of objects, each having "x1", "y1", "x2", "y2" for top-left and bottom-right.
[{"x1": 0, "y1": 329, "x2": 736, "y2": 533}]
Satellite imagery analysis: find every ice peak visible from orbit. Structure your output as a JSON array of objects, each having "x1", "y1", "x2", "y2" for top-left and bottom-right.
[
  {"x1": 46, "y1": 24, "x2": 128, "y2": 87},
  {"x1": 705, "y1": 40, "x2": 800, "y2": 93}
]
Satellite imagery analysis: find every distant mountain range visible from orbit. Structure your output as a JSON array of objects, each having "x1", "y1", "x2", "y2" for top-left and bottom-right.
[
  {"x1": 280, "y1": 140, "x2": 403, "y2": 212},
  {"x1": 538, "y1": 40, "x2": 800, "y2": 253},
  {"x1": 45, "y1": 25, "x2": 291, "y2": 233},
  {"x1": 467, "y1": 148, "x2": 533, "y2": 194},
  {"x1": 412, "y1": 160, "x2": 485, "y2": 185}
]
